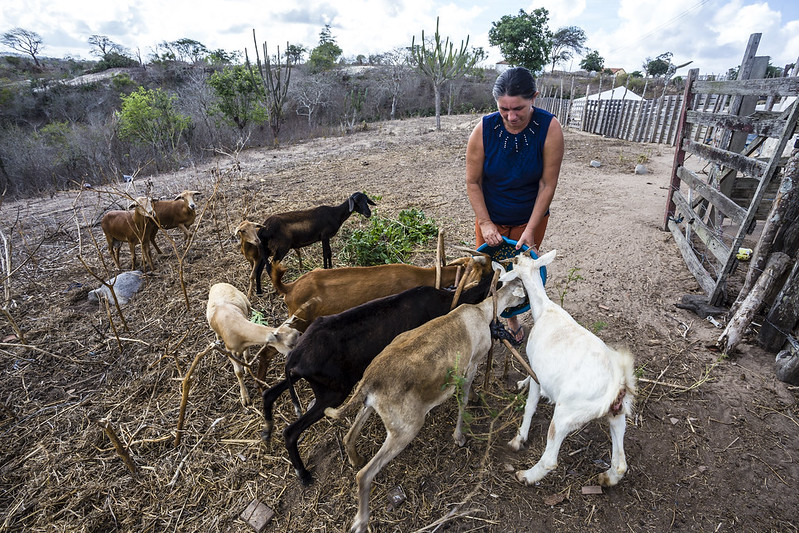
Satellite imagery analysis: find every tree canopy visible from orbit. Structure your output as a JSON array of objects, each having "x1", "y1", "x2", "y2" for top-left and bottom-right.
[
  {"x1": 550, "y1": 26, "x2": 587, "y2": 72},
  {"x1": 488, "y1": 8, "x2": 552, "y2": 73},
  {"x1": 579, "y1": 49, "x2": 604, "y2": 72},
  {"x1": 410, "y1": 17, "x2": 479, "y2": 130},
  {"x1": 1, "y1": 28, "x2": 44, "y2": 67},
  {"x1": 308, "y1": 25, "x2": 342, "y2": 72},
  {"x1": 643, "y1": 52, "x2": 673, "y2": 77},
  {"x1": 207, "y1": 65, "x2": 267, "y2": 132}
]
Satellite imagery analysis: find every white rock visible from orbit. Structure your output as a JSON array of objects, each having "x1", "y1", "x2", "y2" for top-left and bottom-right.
[
  {"x1": 88, "y1": 271, "x2": 145, "y2": 305},
  {"x1": 635, "y1": 164, "x2": 649, "y2": 174},
  {"x1": 590, "y1": 160, "x2": 601, "y2": 168}
]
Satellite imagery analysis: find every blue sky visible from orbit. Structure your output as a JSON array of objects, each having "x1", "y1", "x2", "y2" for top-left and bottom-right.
[{"x1": 1, "y1": 0, "x2": 797, "y2": 76}]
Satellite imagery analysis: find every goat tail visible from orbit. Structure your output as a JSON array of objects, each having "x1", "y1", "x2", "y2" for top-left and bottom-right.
[
  {"x1": 324, "y1": 382, "x2": 365, "y2": 420},
  {"x1": 611, "y1": 347, "x2": 637, "y2": 418}
]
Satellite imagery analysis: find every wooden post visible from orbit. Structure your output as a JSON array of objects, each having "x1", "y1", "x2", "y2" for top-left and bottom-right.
[
  {"x1": 759, "y1": 258, "x2": 799, "y2": 351},
  {"x1": 756, "y1": 146, "x2": 799, "y2": 350},
  {"x1": 730, "y1": 147, "x2": 799, "y2": 316},
  {"x1": 718, "y1": 252, "x2": 792, "y2": 354},
  {"x1": 663, "y1": 68, "x2": 699, "y2": 230}
]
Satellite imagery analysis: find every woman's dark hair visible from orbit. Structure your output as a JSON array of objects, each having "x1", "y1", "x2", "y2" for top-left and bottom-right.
[{"x1": 492, "y1": 67, "x2": 537, "y2": 100}]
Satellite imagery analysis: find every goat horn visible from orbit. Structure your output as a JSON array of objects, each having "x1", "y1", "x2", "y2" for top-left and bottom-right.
[{"x1": 450, "y1": 260, "x2": 474, "y2": 311}]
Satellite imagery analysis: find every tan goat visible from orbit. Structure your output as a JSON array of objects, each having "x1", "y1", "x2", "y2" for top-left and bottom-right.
[
  {"x1": 100, "y1": 196, "x2": 157, "y2": 271},
  {"x1": 325, "y1": 273, "x2": 526, "y2": 533},
  {"x1": 206, "y1": 282, "x2": 300, "y2": 406}
]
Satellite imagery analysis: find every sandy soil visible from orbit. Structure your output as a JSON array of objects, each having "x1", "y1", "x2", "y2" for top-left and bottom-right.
[{"x1": 0, "y1": 114, "x2": 797, "y2": 533}]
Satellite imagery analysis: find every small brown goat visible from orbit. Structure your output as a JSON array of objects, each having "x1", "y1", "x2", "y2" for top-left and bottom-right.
[
  {"x1": 149, "y1": 190, "x2": 202, "y2": 253},
  {"x1": 100, "y1": 197, "x2": 157, "y2": 271},
  {"x1": 206, "y1": 282, "x2": 301, "y2": 406},
  {"x1": 234, "y1": 220, "x2": 262, "y2": 298}
]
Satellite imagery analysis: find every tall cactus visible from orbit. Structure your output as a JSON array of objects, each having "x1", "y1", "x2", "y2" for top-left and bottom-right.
[
  {"x1": 411, "y1": 17, "x2": 478, "y2": 130},
  {"x1": 246, "y1": 31, "x2": 293, "y2": 143}
]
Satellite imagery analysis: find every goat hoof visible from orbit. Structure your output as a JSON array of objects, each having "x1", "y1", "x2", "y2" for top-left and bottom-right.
[
  {"x1": 515, "y1": 470, "x2": 538, "y2": 486},
  {"x1": 508, "y1": 437, "x2": 525, "y2": 452}
]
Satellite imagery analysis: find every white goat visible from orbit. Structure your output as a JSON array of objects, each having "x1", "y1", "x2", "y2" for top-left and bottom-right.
[
  {"x1": 206, "y1": 283, "x2": 300, "y2": 406},
  {"x1": 503, "y1": 250, "x2": 636, "y2": 487},
  {"x1": 325, "y1": 272, "x2": 526, "y2": 533}
]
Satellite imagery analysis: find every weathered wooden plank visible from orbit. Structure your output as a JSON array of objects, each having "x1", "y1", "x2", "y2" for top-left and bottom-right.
[
  {"x1": 675, "y1": 166, "x2": 747, "y2": 224},
  {"x1": 683, "y1": 139, "x2": 768, "y2": 179},
  {"x1": 686, "y1": 110, "x2": 786, "y2": 138},
  {"x1": 668, "y1": 219, "x2": 716, "y2": 294},
  {"x1": 671, "y1": 190, "x2": 730, "y2": 263},
  {"x1": 694, "y1": 76, "x2": 799, "y2": 97}
]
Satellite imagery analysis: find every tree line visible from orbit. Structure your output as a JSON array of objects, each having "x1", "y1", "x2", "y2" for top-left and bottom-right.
[{"x1": 3, "y1": 8, "x2": 775, "y2": 198}]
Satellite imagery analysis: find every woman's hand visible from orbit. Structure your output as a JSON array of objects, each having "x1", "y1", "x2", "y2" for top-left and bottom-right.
[
  {"x1": 479, "y1": 220, "x2": 502, "y2": 247},
  {"x1": 516, "y1": 227, "x2": 537, "y2": 251}
]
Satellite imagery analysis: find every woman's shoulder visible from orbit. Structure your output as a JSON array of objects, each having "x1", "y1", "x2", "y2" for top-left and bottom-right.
[
  {"x1": 533, "y1": 107, "x2": 555, "y2": 121},
  {"x1": 483, "y1": 111, "x2": 502, "y2": 124}
]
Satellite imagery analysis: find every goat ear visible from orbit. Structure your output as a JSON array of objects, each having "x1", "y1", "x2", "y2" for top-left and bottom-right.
[
  {"x1": 499, "y1": 267, "x2": 518, "y2": 283},
  {"x1": 537, "y1": 249, "x2": 557, "y2": 266},
  {"x1": 367, "y1": 197, "x2": 376, "y2": 206}
]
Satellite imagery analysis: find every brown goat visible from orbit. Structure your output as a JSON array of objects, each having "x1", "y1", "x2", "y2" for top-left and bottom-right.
[
  {"x1": 270, "y1": 254, "x2": 493, "y2": 331},
  {"x1": 100, "y1": 197, "x2": 157, "y2": 271},
  {"x1": 234, "y1": 220, "x2": 263, "y2": 298},
  {"x1": 149, "y1": 190, "x2": 202, "y2": 253},
  {"x1": 252, "y1": 252, "x2": 494, "y2": 382}
]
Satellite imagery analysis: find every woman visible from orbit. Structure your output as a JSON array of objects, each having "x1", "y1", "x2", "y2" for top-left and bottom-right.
[{"x1": 466, "y1": 67, "x2": 564, "y2": 342}]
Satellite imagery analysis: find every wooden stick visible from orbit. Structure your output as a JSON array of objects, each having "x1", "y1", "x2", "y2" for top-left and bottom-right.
[
  {"x1": 500, "y1": 339, "x2": 539, "y2": 384},
  {"x1": 450, "y1": 261, "x2": 473, "y2": 311},
  {"x1": 483, "y1": 269, "x2": 501, "y2": 389},
  {"x1": 175, "y1": 343, "x2": 215, "y2": 447},
  {"x1": 97, "y1": 418, "x2": 137, "y2": 474}
]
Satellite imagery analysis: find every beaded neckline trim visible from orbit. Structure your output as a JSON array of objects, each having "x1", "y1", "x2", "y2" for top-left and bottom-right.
[{"x1": 494, "y1": 119, "x2": 540, "y2": 153}]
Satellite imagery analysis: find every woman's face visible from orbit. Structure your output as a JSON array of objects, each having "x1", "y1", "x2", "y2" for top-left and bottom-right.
[{"x1": 496, "y1": 95, "x2": 536, "y2": 132}]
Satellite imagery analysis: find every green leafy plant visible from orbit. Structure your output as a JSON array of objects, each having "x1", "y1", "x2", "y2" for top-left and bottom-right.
[
  {"x1": 591, "y1": 320, "x2": 607, "y2": 334},
  {"x1": 556, "y1": 266, "x2": 583, "y2": 306},
  {"x1": 250, "y1": 309, "x2": 269, "y2": 325},
  {"x1": 340, "y1": 207, "x2": 438, "y2": 266}
]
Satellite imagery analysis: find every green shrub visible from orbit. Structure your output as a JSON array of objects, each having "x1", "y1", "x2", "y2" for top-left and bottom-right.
[{"x1": 340, "y1": 207, "x2": 438, "y2": 265}]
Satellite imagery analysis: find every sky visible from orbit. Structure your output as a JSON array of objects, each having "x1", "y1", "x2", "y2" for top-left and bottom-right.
[{"x1": 1, "y1": 0, "x2": 798, "y2": 76}]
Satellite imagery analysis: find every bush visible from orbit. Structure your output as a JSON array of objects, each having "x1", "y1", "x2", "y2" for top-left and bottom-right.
[{"x1": 340, "y1": 208, "x2": 438, "y2": 265}]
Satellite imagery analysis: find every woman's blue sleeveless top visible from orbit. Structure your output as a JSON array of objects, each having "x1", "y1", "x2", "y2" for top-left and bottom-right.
[{"x1": 481, "y1": 108, "x2": 554, "y2": 225}]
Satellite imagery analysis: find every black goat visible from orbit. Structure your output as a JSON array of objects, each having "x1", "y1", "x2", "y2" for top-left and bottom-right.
[
  {"x1": 260, "y1": 266, "x2": 496, "y2": 485},
  {"x1": 254, "y1": 192, "x2": 376, "y2": 293}
]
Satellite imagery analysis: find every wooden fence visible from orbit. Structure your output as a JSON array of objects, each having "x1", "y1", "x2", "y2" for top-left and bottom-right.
[{"x1": 536, "y1": 93, "x2": 687, "y2": 144}]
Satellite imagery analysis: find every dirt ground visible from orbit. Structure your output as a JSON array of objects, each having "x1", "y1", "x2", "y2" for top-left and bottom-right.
[{"x1": 0, "y1": 114, "x2": 797, "y2": 533}]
